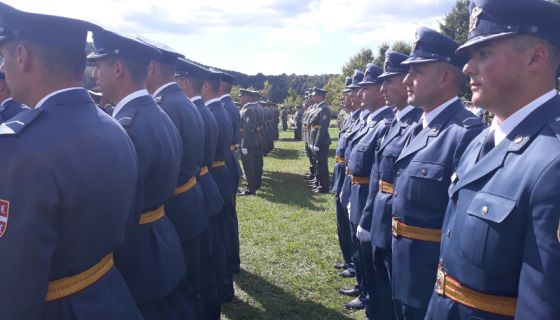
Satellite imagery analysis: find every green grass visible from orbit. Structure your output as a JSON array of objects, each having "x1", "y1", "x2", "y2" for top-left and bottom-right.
[{"x1": 222, "y1": 124, "x2": 366, "y2": 320}]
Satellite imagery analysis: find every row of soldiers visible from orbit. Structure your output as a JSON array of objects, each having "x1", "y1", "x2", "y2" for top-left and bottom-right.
[
  {"x1": 301, "y1": 88, "x2": 333, "y2": 193},
  {"x1": 325, "y1": 0, "x2": 560, "y2": 319},
  {"x1": 237, "y1": 91, "x2": 281, "y2": 195},
  {"x1": 0, "y1": 2, "x2": 280, "y2": 320}
]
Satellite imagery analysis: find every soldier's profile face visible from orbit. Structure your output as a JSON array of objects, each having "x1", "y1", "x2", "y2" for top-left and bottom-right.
[
  {"x1": 0, "y1": 42, "x2": 24, "y2": 104},
  {"x1": 381, "y1": 74, "x2": 407, "y2": 108},
  {"x1": 463, "y1": 38, "x2": 525, "y2": 113},
  {"x1": 93, "y1": 59, "x2": 117, "y2": 105},
  {"x1": 403, "y1": 63, "x2": 441, "y2": 110}
]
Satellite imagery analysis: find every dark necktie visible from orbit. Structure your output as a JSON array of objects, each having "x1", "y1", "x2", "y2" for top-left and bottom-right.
[
  {"x1": 477, "y1": 130, "x2": 495, "y2": 161},
  {"x1": 405, "y1": 122, "x2": 423, "y2": 147}
]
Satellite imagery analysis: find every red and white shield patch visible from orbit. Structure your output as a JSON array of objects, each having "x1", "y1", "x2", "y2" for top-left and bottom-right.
[{"x1": 0, "y1": 200, "x2": 9, "y2": 238}]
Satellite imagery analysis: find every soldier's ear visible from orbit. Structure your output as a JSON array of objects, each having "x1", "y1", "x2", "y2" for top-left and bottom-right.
[{"x1": 14, "y1": 43, "x2": 31, "y2": 73}]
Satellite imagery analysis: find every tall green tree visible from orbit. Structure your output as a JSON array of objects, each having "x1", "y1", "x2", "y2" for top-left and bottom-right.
[
  {"x1": 439, "y1": 0, "x2": 469, "y2": 44},
  {"x1": 261, "y1": 80, "x2": 273, "y2": 100},
  {"x1": 325, "y1": 75, "x2": 345, "y2": 114},
  {"x1": 282, "y1": 87, "x2": 303, "y2": 107},
  {"x1": 372, "y1": 42, "x2": 411, "y2": 67},
  {"x1": 342, "y1": 48, "x2": 373, "y2": 77}
]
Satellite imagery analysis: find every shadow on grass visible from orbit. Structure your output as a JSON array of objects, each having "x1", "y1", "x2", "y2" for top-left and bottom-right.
[
  {"x1": 254, "y1": 171, "x2": 331, "y2": 211},
  {"x1": 265, "y1": 148, "x2": 300, "y2": 160},
  {"x1": 223, "y1": 269, "x2": 352, "y2": 320}
]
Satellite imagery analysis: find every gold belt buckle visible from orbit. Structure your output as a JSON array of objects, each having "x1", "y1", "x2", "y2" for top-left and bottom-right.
[
  {"x1": 392, "y1": 217, "x2": 399, "y2": 237},
  {"x1": 435, "y1": 261, "x2": 446, "y2": 296}
]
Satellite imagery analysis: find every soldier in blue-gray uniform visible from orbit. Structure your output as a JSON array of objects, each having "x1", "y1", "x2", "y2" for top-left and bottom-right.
[
  {"x1": 0, "y1": 4, "x2": 143, "y2": 319},
  {"x1": 175, "y1": 58, "x2": 226, "y2": 320},
  {"x1": 361, "y1": 50, "x2": 422, "y2": 320},
  {"x1": 201, "y1": 67, "x2": 237, "y2": 303},
  {"x1": 332, "y1": 76, "x2": 358, "y2": 272},
  {"x1": 0, "y1": 72, "x2": 27, "y2": 122},
  {"x1": 390, "y1": 27, "x2": 485, "y2": 320},
  {"x1": 141, "y1": 38, "x2": 210, "y2": 319},
  {"x1": 426, "y1": 0, "x2": 560, "y2": 319},
  {"x1": 344, "y1": 64, "x2": 395, "y2": 313},
  {"x1": 219, "y1": 71, "x2": 243, "y2": 275},
  {"x1": 89, "y1": 30, "x2": 189, "y2": 319},
  {"x1": 337, "y1": 70, "x2": 366, "y2": 280}
]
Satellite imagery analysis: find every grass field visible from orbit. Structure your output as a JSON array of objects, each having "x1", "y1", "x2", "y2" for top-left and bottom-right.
[{"x1": 222, "y1": 124, "x2": 366, "y2": 320}]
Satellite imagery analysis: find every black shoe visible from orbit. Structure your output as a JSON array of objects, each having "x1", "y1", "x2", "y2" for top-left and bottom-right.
[
  {"x1": 339, "y1": 287, "x2": 360, "y2": 297},
  {"x1": 333, "y1": 262, "x2": 348, "y2": 270},
  {"x1": 337, "y1": 268, "x2": 356, "y2": 278},
  {"x1": 345, "y1": 297, "x2": 365, "y2": 310},
  {"x1": 312, "y1": 188, "x2": 329, "y2": 194},
  {"x1": 239, "y1": 190, "x2": 256, "y2": 196}
]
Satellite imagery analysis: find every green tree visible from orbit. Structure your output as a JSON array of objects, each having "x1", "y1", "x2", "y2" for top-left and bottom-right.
[
  {"x1": 439, "y1": 0, "x2": 469, "y2": 44},
  {"x1": 325, "y1": 75, "x2": 345, "y2": 114},
  {"x1": 282, "y1": 87, "x2": 303, "y2": 107},
  {"x1": 372, "y1": 42, "x2": 410, "y2": 67},
  {"x1": 230, "y1": 85, "x2": 241, "y2": 103},
  {"x1": 342, "y1": 48, "x2": 373, "y2": 77},
  {"x1": 261, "y1": 80, "x2": 273, "y2": 100}
]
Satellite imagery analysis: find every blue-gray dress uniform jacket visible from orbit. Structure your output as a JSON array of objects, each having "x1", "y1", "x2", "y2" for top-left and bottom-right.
[
  {"x1": 340, "y1": 113, "x2": 370, "y2": 207},
  {"x1": 207, "y1": 100, "x2": 235, "y2": 198},
  {"x1": 0, "y1": 98, "x2": 28, "y2": 122},
  {"x1": 0, "y1": 89, "x2": 143, "y2": 320},
  {"x1": 114, "y1": 94, "x2": 186, "y2": 304},
  {"x1": 333, "y1": 111, "x2": 361, "y2": 194},
  {"x1": 221, "y1": 95, "x2": 243, "y2": 184},
  {"x1": 426, "y1": 95, "x2": 560, "y2": 320},
  {"x1": 192, "y1": 97, "x2": 225, "y2": 217},
  {"x1": 347, "y1": 108, "x2": 394, "y2": 225},
  {"x1": 361, "y1": 108, "x2": 423, "y2": 249},
  {"x1": 391, "y1": 100, "x2": 483, "y2": 309},
  {"x1": 155, "y1": 84, "x2": 209, "y2": 242}
]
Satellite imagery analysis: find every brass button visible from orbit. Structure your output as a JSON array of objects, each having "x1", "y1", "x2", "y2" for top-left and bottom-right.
[
  {"x1": 447, "y1": 229, "x2": 451, "y2": 238},
  {"x1": 514, "y1": 136, "x2": 523, "y2": 144},
  {"x1": 394, "y1": 191, "x2": 398, "y2": 198},
  {"x1": 481, "y1": 206, "x2": 489, "y2": 215},
  {"x1": 396, "y1": 170, "x2": 400, "y2": 177},
  {"x1": 421, "y1": 168, "x2": 427, "y2": 176}
]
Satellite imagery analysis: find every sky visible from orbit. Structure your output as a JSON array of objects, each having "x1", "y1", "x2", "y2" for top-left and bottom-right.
[{"x1": 5, "y1": 0, "x2": 455, "y2": 75}]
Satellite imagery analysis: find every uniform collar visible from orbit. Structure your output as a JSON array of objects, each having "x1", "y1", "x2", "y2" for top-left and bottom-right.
[
  {"x1": 368, "y1": 105, "x2": 390, "y2": 121},
  {"x1": 35, "y1": 87, "x2": 83, "y2": 110},
  {"x1": 359, "y1": 108, "x2": 370, "y2": 120},
  {"x1": 219, "y1": 94, "x2": 231, "y2": 100},
  {"x1": 422, "y1": 96, "x2": 458, "y2": 128},
  {"x1": 205, "y1": 97, "x2": 222, "y2": 106},
  {"x1": 0, "y1": 97, "x2": 13, "y2": 108},
  {"x1": 113, "y1": 89, "x2": 149, "y2": 117},
  {"x1": 190, "y1": 95, "x2": 202, "y2": 103},
  {"x1": 490, "y1": 89, "x2": 557, "y2": 146},
  {"x1": 395, "y1": 105, "x2": 415, "y2": 122},
  {"x1": 152, "y1": 82, "x2": 176, "y2": 98}
]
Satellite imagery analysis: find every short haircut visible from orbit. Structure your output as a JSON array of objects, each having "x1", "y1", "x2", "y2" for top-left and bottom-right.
[
  {"x1": 512, "y1": 35, "x2": 560, "y2": 71},
  {"x1": 105, "y1": 56, "x2": 148, "y2": 83},
  {"x1": 187, "y1": 76, "x2": 204, "y2": 92},
  {"x1": 7, "y1": 39, "x2": 86, "y2": 81},
  {"x1": 205, "y1": 79, "x2": 220, "y2": 93},
  {"x1": 221, "y1": 81, "x2": 233, "y2": 92}
]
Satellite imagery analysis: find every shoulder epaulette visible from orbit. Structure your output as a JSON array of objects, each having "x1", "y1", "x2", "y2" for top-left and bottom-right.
[
  {"x1": 116, "y1": 108, "x2": 137, "y2": 127},
  {"x1": 0, "y1": 108, "x2": 42, "y2": 136}
]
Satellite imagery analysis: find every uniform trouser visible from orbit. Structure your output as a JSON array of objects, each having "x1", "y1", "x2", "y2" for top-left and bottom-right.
[
  {"x1": 255, "y1": 146, "x2": 263, "y2": 189},
  {"x1": 199, "y1": 221, "x2": 222, "y2": 320},
  {"x1": 314, "y1": 146, "x2": 329, "y2": 191},
  {"x1": 138, "y1": 284, "x2": 195, "y2": 320},
  {"x1": 226, "y1": 151, "x2": 241, "y2": 272},
  {"x1": 335, "y1": 195, "x2": 353, "y2": 265},
  {"x1": 221, "y1": 196, "x2": 235, "y2": 300},
  {"x1": 349, "y1": 222, "x2": 365, "y2": 296},
  {"x1": 178, "y1": 236, "x2": 203, "y2": 319},
  {"x1": 359, "y1": 241, "x2": 377, "y2": 318},
  {"x1": 294, "y1": 128, "x2": 301, "y2": 141},
  {"x1": 372, "y1": 245, "x2": 399, "y2": 320},
  {"x1": 400, "y1": 303, "x2": 428, "y2": 320},
  {"x1": 240, "y1": 147, "x2": 258, "y2": 192},
  {"x1": 282, "y1": 121, "x2": 287, "y2": 131},
  {"x1": 304, "y1": 143, "x2": 315, "y2": 177}
]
